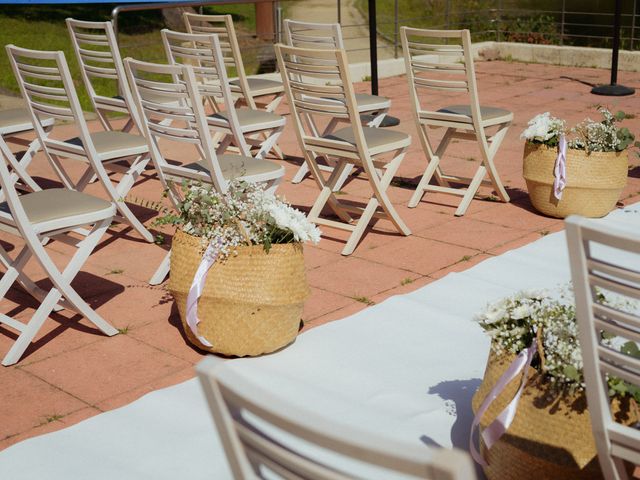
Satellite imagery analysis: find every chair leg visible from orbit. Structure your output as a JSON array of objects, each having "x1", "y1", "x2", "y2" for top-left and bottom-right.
[
  {"x1": 1, "y1": 218, "x2": 117, "y2": 366},
  {"x1": 108, "y1": 155, "x2": 154, "y2": 242},
  {"x1": 291, "y1": 161, "x2": 310, "y2": 184},
  {"x1": 2, "y1": 287, "x2": 63, "y2": 366},
  {"x1": 408, "y1": 127, "x2": 454, "y2": 208},
  {"x1": 479, "y1": 122, "x2": 511, "y2": 203},
  {"x1": 254, "y1": 125, "x2": 283, "y2": 160},
  {"x1": 370, "y1": 150, "x2": 411, "y2": 236},
  {"x1": 149, "y1": 251, "x2": 171, "y2": 286},
  {"x1": 455, "y1": 165, "x2": 487, "y2": 217},
  {"x1": 342, "y1": 197, "x2": 379, "y2": 256}
]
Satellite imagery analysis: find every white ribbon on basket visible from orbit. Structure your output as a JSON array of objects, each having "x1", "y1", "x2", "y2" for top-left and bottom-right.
[
  {"x1": 185, "y1": 240, "x2": 221, "y2": 348},
  {"x1": 469, "y1": 342, "x2": 537, "y2": 466},
  {"x1": 553, "y1": 135, "x2": 568, "y2": 200}
]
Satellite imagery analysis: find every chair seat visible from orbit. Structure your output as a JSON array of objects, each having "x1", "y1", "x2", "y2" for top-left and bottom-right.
[
  {"x1": 0, "y1": 188, "x2": 114, "y2": 231},
  {"x1": 184, "y1": 154, "x2": 284, "y2": 180},
  {"x1": 230, "y1": 78, "x2": 284, "y2": 96},
  {"x1": 0, "y1": 108, "x2": 54, "y2": 136},
  {"x1": 354, "y1": 93, "x2": 390, "y2": 112},
  {"x1": 208, "y1": 108, "x2": 285, "y2": 131},
  {"x1": 435, "y1": 104, "x2": 513, "y2": 124},
  {"x1": 65, "y1": 131, "x2": 149, "y2": 160},
  {"x1": 324, "y1": 126, "x2": 410, "y2": 155}
]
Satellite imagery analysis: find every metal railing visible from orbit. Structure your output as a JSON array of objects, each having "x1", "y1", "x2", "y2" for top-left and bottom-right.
[{"x1": 109, "y1": 0, "x2": 640, "y2": 73}]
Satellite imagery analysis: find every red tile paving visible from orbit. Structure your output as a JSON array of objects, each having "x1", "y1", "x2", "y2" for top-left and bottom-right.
[{"x1": 1, "y1": 60, "x2": 640, "y2": 449}]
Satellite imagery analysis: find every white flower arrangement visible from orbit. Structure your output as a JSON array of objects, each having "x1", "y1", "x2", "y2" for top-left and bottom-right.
[
  {"x1": 522, "y1": 107, "x2": 637, "y2": 153},
  {"x1": 520, "y1": 112, "x2": 565, "y2": 147},
  {"x1": 158, "y1": 179, "x2": 321, "y2": 259},
  {"x1": 476, "y1": 284, "x2": 640, "y2": 400}
]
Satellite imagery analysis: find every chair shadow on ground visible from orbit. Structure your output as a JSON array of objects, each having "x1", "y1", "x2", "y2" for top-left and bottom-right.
[
  {"x1": 422, "y1": 378, "x2": 486, "y2": 479},
  {"x1": 629, "y1": 165, "x2": 640, "y2": 179},
  {"x1": 0, "y1": 271, "x2": 124, "y2": 362}
]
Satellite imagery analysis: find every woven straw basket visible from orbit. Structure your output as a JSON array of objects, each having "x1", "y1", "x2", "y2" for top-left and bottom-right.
[
  {"x1": 169, "y1": 230, "x2": 310, "y2": 357},
  {"x1": 472, "y1": 351, "x2": 638, "y2": 480},
  {"x1": 523, "y1": 142, "x2": 628, "y2": 218}
]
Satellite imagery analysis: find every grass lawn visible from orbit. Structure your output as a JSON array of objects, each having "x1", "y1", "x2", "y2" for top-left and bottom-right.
[{"x1": 0, "y1": 4, "x2": 262, "y2": 112}]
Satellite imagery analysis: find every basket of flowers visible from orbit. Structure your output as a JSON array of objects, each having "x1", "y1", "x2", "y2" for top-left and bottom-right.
[
  {"x1": 161, "y1": 180, "x2": 320, "y2": 357},
  {"x1": 521, "y1": 107, "x2": 637, "y2": 218},
  {"x1": 471, "y1": 286, "x2": 639, "y2": 479}
]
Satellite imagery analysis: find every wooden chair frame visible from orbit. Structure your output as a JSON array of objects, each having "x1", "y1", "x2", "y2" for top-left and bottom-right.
[
  {"x1": 197, "y1": 357, "x2": 477, "y2": 480},
  {"x1": 6, "y1": 44, "x2": 154, "y2": 243},
  {"x1": 0, "y1": 146, "x2": 117, "y2": 366},
  {"x1": 401, "y1": 27, "x2": 511, "y2": 216},
  {"x1": 161, "y1": 29, "x2": 285, "y2": 161},
  {"x1": 66, "y1": 18, "x2": 142, "y2": 134},
  {"x1": 123, "y1": 58, "x2": 284, "y2": 285},
  {"x1": 567, "y1": 216, "x2": 640, "y2": 480},
  {"x1": 283, "y1": 19, "x2": 391, "y2": 187},
  {"x1": 0, "y1": 108, "x2": 54, "y2": 202},
  {"x1": 184, "y1": 12, "x2": 284, "y2": 113},
  {"x1": 276, "y1": 43, "x2": 410, "y2": 256}
]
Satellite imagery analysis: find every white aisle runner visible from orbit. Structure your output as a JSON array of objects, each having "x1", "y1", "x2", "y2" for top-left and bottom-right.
[{"x1": 1, "y1": 206, "x2": 639, "y2": 479}]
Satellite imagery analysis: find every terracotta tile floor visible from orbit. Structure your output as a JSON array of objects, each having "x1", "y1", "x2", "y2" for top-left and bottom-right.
[{"x1": 1, "y1": 60, "x2": 639, "y2": 450}]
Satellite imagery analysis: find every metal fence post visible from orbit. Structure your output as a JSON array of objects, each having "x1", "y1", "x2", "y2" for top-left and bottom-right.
[
  {"x1": 560, "y1": 0, "x2": 566, "y2": 45},
  {"x1": 275, "y1": 1, "x2": 282, "y2": 44},
  {"x1": 631, "y1": 0, "x2": 637, "y2": 50},
  {"x1": 394, "y1": 0, "x2": 399, "y2": 58},
  {"x1": 445, "y1": 0, "x2": 450, "y2": 29},
  {"x1": 337, "y1": 0, "x2": 342, "y2": 24},
  {"x1": 496, "y1": 0, "x2": 502, "y2": 41}
]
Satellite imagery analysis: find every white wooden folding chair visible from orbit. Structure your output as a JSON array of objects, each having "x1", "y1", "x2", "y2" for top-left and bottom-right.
[
  {"x1": 284, "y1": 19, "x2": 391, "y2": 191},
  {"x1": 567, "y1": 216, "x2": 640, "y2": 480},
  {"x1": 401, "y1": 28, "x2": 512, "y2": 216},
  {"x1": 197, "y1": 357, "x2": 477, "y2": 480},
  {"x1": 0, "y1": 108, "x2": 54, "y2": 202},
  {"x1": 6, "y1": 44, "x2": 155, "y2": 243},
  {"x1": 123, "y1": 58, "x2": 284, "y2": 285},
  {"x1": 161, "y1": 29, "x2": 285, "y2": 161},
  {"x1": 0, "y1": 147, "x2": 118, "y2": 366},
  {"x1": 283, "y1": 19, "x2": 393, "y2": 186},
  {"x1": 276, "y1": 44, "x2": 410, "y2": 256},
  {"x1": 184, "y1": 12, "x2": 284, "y2": 114},
  {"x1": 66, "y1": 18, "x2": 142, "y2": 134}
]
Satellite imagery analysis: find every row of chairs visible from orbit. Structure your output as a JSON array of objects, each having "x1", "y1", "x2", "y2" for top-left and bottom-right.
[
  {"x1": 0, "y1": 14, "x2": 512, "y2": 366},
  {"x1": 196, "y1": 217, "x2": 640, "y2": 479}
]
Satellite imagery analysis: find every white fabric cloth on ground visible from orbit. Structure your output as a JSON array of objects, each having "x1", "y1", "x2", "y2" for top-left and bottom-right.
[{"x1": 1, "y1": 205, "x2": 638, "y2": 479}]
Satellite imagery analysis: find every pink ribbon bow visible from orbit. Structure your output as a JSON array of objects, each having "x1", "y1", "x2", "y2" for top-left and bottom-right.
[
  {"x1": 553, "y1": 135, "x2": 567, "y2": 200},
  {"x1": 469, "y1": 342, "x2": 536, "y2": 466}
]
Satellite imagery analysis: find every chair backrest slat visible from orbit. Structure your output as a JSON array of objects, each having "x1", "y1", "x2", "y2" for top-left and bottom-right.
[
  {"x1": 161, "y1": 28, "x2": 246, "y2": 150},
  {"x1": 402, "y1": 27, "x2": 484, "y2": 123},
  {"x1": 183, "y1": 13, "x2": 255, "y2": 107},
  {"x1": 197, "y1": 358, "x2": 477, "y2": 480},
  {"x1": 567, "y1": 215, "x2": 640, "y2": 478},
  {"x1": 7, "y1": 46, "x2": 76, "y2": 125},
  {"x1": 66, "y1": 18, "x2": 141, "y2": 128},
  {"x1": 124, "y1": 57, "x2": 227, "y2": 193},
  {"x1": 284, "y1": 19, "x2": 345, "y2": 49}
]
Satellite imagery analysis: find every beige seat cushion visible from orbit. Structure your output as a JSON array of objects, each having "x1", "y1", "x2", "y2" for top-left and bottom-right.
[
  {"x1": 209, "y1": 108, "x2": 284, "y2": 130},
  {"x1": 65, "y1": 131, "x2": 148, "y2": 160},
  {"x1": 354, "y1": 93, "x2": 390, "y2": 111},
  {"x1": 230, "y1": 78, "x2": 283, "y2": 95},
  {"x1": 0, "y1": 108, "x2": 53, "y2": 135},
  {"x1": 437, "y1": 104, "x2": 512, "y2": 121},
  {"x1": 184, "y1": 154, "x2": 283, "y2": 179},
  {"x1": 324, "y1": 126, "x2": 410, "y2": 151},
  {"x1": 0, "y1": 188, "x2": 113, "y2": 225}
]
